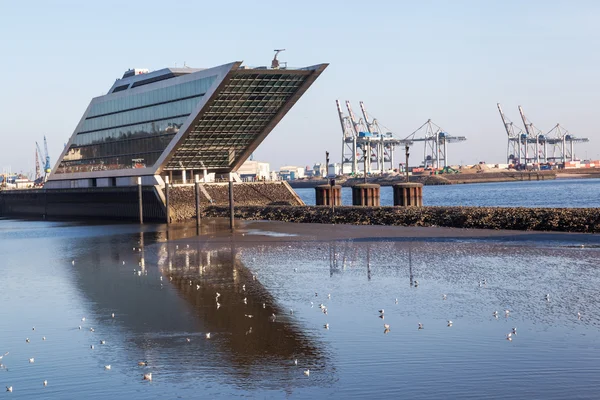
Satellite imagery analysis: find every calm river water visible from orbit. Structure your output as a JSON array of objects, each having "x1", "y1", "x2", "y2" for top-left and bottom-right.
[
  {"x1": 1, "y1": 217, "x2": 600, "y2": 399},
  {"x1": 295, "y1": 178, "x2": 600, "y2": 207}
]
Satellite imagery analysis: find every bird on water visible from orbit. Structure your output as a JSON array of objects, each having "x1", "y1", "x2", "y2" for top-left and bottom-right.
[
  {"x1": 304, "y1": 369, "x2": 310, "y2": 376},
  {"x1": 143, "y1": 373, "x2": 152, "y2": 381},
  {"x1": 6, "y1": 386, "x2": 12, "y2": 392}
]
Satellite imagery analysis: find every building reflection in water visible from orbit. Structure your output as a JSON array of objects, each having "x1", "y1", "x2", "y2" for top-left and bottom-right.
[{"x1": 67, "y1": 223, "x2": 329, "y2": 390}]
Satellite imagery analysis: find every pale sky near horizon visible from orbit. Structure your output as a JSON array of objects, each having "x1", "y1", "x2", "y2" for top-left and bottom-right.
[{"x1": 1, "y1": 0, "x2": 599, "y2": 175}]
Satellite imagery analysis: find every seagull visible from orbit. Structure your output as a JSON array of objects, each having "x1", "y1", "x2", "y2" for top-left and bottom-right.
[
  {"x1": 81, "y1": 317, "x2": 86, "y2": 322},
  {"x1": 105, "y1": 365, "x2": 111, "y2": 370},
  {"x1": 25, "y1": 338, "x2": 30, "y2": 343},
  {"x1": 294, "y1": 268, "x2": 297, "y2": 272},
  {"x1": 243, "y1": 298, "x2": 247, "y2": 304},
  {"x1": 123, "y1": 261, "x2": 125, "y2": 265},
  {"x1": 196, "y1": 285, "x2": 200, "y2": 290},
  {"x1": 186, "y1": 338, "x2": 191, "y2": 343},
  {"x1": 319, "y1": 304, "x2": 325, "y2": 309},
  {"x1": 42, "y1": 337, "x2": 46, "y2": 341},
  {"x1": 263, "y1": 303, "x2": 266, "y2": 309},
  {"x1": 205, "y1": 333, "x2": 211, "y2": 339},
  {"x1": 43, "y1": 380, "x2": 47, "y2": 387},
  {"x1": 418, "y1": 322, "x2": 423, "y2": 330},
  {"x1": 72, "y1": 260, "x2": 75, "y2": 265},
  {"x1": 90, "y1": 328, "x2": 95, "y2": 332},
  {"x1": 111, "y1": 313, "x2": 115, "y2": 318},
  {"x1": 512, "y1": 327, "x2": 517, "y2": 335},
  {"x1": 242, "y1": 284, "x2": 246, "y2": 291},
  {"x1": 442, "y1": 294, "x2": 447, "y2": 300},
  {"x1": 186, "y1": 244, "x2": 190, "y2": 248},
  {"x1": 143, "y1": 373, "x2": 152, "y2": 381},
  {"x1": 505, "y1": 310, "x2": 510, "y2": 317},
  {"x1": 160, "y1": 276, "x2": 163, "y2": 281},
  {"x1": 414, "y1": 280, "x2": 419, "y2": 287},
  {"x1": 138, "y1": 361, "x2": 148, "y2": 366},
  {"x1": 545, "y1": 294, "x2": 550, "y2": 301},
  {"x1": 216, "y1": 302, "x2": 221, "y2": 309},
  {"x1": 327, "y1": 294, "x2": 331, "y2": 299},
  {"x1": 315, "y1": 292, "x2": 318, "y2": 297},
  {"x1": 29, "y1": 358, "x2": 34, "y2": 363},
  {"x1": 493, "y1": 311, "x2": 498, "y2": 318},
  {"x1": 324, "y1": 323, "x2": 329, "y2": 330},
  {"x1": 290, "y1": 309, "x2": 294, "y2": 315},
  {"x1": 245, "y1": 314, "x2": 253, "y2": 318},
  {"x1": 304, "y1": 369, "x2": 310, "y2": 376},
  {"x1": 78, "y1": 326, "x2": 82, "y2": 330},
  {"x1": 383, "y1": 323, "x2": 390, "y2": 330},
  {"x1": 137, "y1": 270, "x2": 142, "y2": 277},
  {"x1": 90, "y1": 345, "x2": 94, "y2": 349},
  {"x1": 322, "y1": 308, "x2": 328, "y2": 315},
  {"x1": 271, "y1": 313, "x2": 277, "y2": 322},
  {"x1": 577, "y1": 312, "x2": 582, "y2": 320},
  {"x1": 6, "y1": 386, "x2": 12, "y2": 392},
  {"x1": 100, "y1": 340, "x2": 106, "y2": 345},
  {"x1": 447, "y1": 320, "x2": 453, "y2": 327},
  {"x1": 216, "y1": 292, "x2": 221, "y2": 299},
  {"x1": 378, "y1": 309, "x2": 384, "y2": 315},
  {"x1": 294, "y1": 359, "x2": 298, "y2": 365},
  {"x1": 310, "y1": 302, "x2": 313, "y2": 308},
  {"x1": 0, "y1": 352, "x2": 8, "y2": 360},
  {"x1": 395, "y1": 298, "x2": 398, "y2": 304},
  {"x1": 506, "y1": 333, "x2": 512, "y2": 341},
  {"x1": 32, "y1": 327, "x2": 35, "y2": 331}
]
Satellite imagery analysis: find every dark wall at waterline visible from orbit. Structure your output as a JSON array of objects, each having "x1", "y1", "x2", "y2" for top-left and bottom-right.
[
  {"x1": 199, "y1": 205, "x2": 600, "y2": 233},
  {"x1": 0, "y1": 187, "x2": 166, "y2": 221}
]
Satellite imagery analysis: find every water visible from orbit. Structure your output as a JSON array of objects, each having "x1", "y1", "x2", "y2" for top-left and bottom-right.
[
  {"x1": 295, "y1": 178, "x2": 600, "y2": 207},
  {"x1": 1, "y1": 218, "x2": 600, "y2": 398}
]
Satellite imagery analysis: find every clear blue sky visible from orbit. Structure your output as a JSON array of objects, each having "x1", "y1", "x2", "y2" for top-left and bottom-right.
[{"x1": 1, "y1": 0, "x2": 599, "y2": 174}]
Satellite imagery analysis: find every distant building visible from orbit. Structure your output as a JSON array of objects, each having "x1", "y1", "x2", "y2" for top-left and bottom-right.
[
  {"x1": 328, "y1": 163, "x2": 341, "y2": 177},
  {"x1": 237, "y1": 160, "x2": 270, "y2": 181},
  {"x1": 278, "y1": 165, "x2": 305, "y2": 181},
  {"x1": 313, "y1": 163, "x2": 325, "y2": 178}
]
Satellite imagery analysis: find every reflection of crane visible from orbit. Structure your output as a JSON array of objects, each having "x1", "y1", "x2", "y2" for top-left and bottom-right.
[{"x1": 271, "y1": 49, "x2": 286, "y2": 69}]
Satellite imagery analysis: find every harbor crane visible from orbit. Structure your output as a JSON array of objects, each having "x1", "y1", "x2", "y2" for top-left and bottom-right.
[
  {"x1": 499, "y1": 104, "x2": 590, "y2": 167},
  {"x1": 545, "y1": 123, "x2": 589, "y2": 163},
  {"x1": 271, "y1": 49, "x2": 286, "y2": 69},
  {"x1": 518, "y1": 106, "x2": 547, "y2": 165},
  {"x1": 337, "y1": 101, "x2": 467, "y2": 174},
  {"x1": 35, "y1": 142, "x2": 43, "y2": 182},
  {"x1": 401, "y1": 120, "x2": 467, "y2": 169},
  {"x1": 43, "y1": 136, "x2": 51, "y2": 175},
  {"x1": 34, "y1": 136, "x2": 51, "y2": 182},
  {"x1": 338, "y1": 101, "x2": 402, "y2": 176},
  {"x1": 497, "y1": 103, "x2": 526, "y2": 165}
]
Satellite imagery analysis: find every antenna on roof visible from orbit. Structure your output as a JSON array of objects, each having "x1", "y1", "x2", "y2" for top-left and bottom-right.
[{"x1": 271, "y1": 49, "x2": 286, "y2": 69}]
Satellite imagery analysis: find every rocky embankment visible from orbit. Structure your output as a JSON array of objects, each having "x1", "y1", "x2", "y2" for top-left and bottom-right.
[
  {"x1": 197, "y1": 205, "x2": 600, "y2": 233},
  {"x1": 166, "y1": 182, "x2": 303, "y2": 221}
]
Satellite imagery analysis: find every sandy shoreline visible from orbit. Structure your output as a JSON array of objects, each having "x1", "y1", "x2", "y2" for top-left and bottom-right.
[{"x1": 167, "y1": 218, "x2": 600, "y2": 246}]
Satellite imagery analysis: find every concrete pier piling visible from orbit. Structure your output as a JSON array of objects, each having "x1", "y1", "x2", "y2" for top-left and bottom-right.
[
  {"x1": 393, "y1": 183, "x2": 423, "y2": 207},
  {"x1": 165, "y1": 176, "x2": 171, "y2": 224},
  {"x1": 315, "y1": 184, "x2": 342, "y2": 206},
  {"x1": 195, "y1": 175, "x2": 201, "y2": 228},
  {"x1": 352, "y1": 184, "x2": 381, "y2": 206}
]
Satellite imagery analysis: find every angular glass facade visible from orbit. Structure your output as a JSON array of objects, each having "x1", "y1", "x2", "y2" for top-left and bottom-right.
[
  {"x1": 163, "y1": 72, "x2": 312, "y2": 171},
  {"x1": 49, "y1": 61, "x2": 328, "y2": 183},
  {"x1": 56, "y1": 75, "x2": 216, "y2": 174}
]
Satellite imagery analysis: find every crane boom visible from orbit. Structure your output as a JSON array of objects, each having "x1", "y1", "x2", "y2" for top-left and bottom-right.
[
  {"x1": 43, "y1": 136, "x2": 51, "y2": 173},
  {"x1": 518, "y1": 106, "x2": 533, "y2": 138},
  {"x1": 345, "y1": 101, "x2": 361, "y2": 136},
  {"x1": 359, "y1": 101, "x2": 373, "y2": 134},
  {"x1": 497, "y1": 103, "x2": 514, "y2": 138},
  {"x1": 335, "y1": 100, "x2": 351, "y2": 138}
]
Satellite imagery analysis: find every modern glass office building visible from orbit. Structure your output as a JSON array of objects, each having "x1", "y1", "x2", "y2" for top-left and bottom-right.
[{"x1": 46, "y1": 61, "x2": 327, "y2": 188}]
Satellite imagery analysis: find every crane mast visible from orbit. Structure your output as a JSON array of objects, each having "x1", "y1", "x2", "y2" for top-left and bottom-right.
[{"x1": 346, "y1": 101, "x2": 370, "y2": 175}]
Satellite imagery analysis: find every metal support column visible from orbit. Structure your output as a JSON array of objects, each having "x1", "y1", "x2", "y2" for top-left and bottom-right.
[
  {"x1": 165, "y1": 176, "x2": 170, "y2": 225},
  {"x1": 195, "y1": 174, "x2": 201, "y2": 228},
  {"x1": 137, "y1": 177, "x2": 143, "y2": 224},
  {"x1": 228, "y1": 173, "x2": 234, "y2": 230}
]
